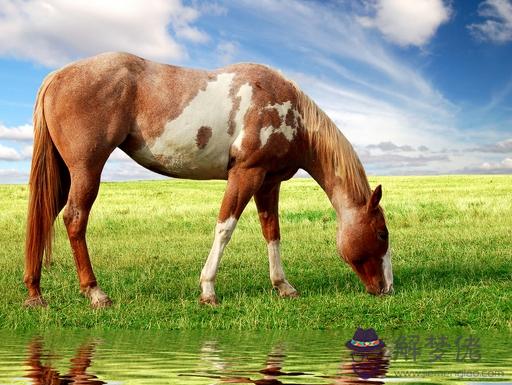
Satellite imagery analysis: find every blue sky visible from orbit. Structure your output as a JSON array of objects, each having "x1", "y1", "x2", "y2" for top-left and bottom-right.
[{"x1": 0, "y1": 0, "x2": 511, "y2": 183}]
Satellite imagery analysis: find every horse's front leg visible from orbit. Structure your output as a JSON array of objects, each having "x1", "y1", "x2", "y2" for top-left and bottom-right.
[
  {"x1": 254, "y1": 182, "x2": 298, "y2": 298},
  {"x1": 199, "y1": 166, "x2": 266, "y2": 305}
]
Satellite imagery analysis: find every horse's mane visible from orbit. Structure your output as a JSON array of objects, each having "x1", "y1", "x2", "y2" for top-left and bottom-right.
[{"x1": 295, "y1": 87, "x2": 371, "y2": 205}]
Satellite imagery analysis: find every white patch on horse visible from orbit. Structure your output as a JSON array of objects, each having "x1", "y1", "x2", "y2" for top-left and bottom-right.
[
  {"x1": 382, "y1": 248, "x2": 393, "y2": 294},
  {"x1": 259, "y1": 101, "x2": 300, "y2": 148},
  {"x1": 231, "y1": 83, "x2": 253, "y2": 150},
  {"x1": 200, "y1": 216, "x2": 238, "y2": 301},
  {"x1": 149, "y1": 73, "x2": 251, "y2": 179}
]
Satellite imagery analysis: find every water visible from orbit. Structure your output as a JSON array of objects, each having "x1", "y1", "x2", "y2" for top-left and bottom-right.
[{"x1": 0, "y1": 330, "x2": 510, "y2": 384}]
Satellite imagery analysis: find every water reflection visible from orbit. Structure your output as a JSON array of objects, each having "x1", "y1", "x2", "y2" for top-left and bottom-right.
[
  {"x1": 25, "y1": 338, "x2": 104, "y2": 385},
  {"x1": 328, "y1": 350, "x2": 389, "y2": 384},
  {"x1": 182, "y1": 339, "x2": 389, "y2": 385},
  {"x1": 192, "y1": 342, "x2": 310, "y2": 384},
  {"x1": 0, "y1": 331, "x2": 508, "y2": 385}
]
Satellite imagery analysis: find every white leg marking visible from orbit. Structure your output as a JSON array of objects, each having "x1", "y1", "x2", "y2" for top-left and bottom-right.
[
  {"x1": 268, "y1": 240, "x2": 285, "y2": 284},
  {"x1": 382, "y1": 248, "x2": 394, "y2": 294},
  {"x1": 85, "y1": 286, "x2": 112, "y2": 308},
  {"x1": 267, "y1": 240, "x2": 297, "y2": 297},
  {"x1": 200, "y1": 217, "x2": 238, "y2": 302}
]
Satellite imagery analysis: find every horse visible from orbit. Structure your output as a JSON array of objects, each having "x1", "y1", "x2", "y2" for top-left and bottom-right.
[{"x1": 24, "y1": 52, "x2": 393, "y2": 308}]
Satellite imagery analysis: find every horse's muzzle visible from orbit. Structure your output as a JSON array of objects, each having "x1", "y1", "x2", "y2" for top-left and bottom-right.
[
  {"x1": 381, "y1": 283, "x2": 394, "y2": 295},
  {"x1": 367, "y1": 283, "x2": 394, "y2": 296}
]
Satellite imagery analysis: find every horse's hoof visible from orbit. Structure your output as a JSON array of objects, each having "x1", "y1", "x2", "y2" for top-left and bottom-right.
[
  {"x1": 24, "y1": 296, "x2": 48, "y2": 308},
  {"x1": 84, "y1": 286, "x2": 113, "y2": 309},
  {"x1": 91, "y1": 296, "x2": 113, "y2": 309},
  {"x1": 276, "y1": 282, "x2": 299, "y2": 298},
  {"x1": 280, "y1": 289, "x2": 299, "y2": 298},
  {"x1": 199, "y1": 294, "x2": 219, "y2": 306}
]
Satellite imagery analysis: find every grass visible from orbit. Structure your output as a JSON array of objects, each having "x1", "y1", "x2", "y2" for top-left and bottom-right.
[{"x1": 0, "y1": 176, "x2": 510, "y2": 330}]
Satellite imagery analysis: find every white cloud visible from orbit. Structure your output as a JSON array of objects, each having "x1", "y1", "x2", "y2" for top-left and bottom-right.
[
  {"x1": 216, "y1": 41, "x2": 237, "y2": 65},
  {"x1": 358, "y1": 0, "x2": 451, "y2": 47},
  {"x1": 354, "y1": 141, "x2": 451, "y2": 173},
  {"x1": 0, "y1": 168, "x2": 29, "y2": 184},
  {"x1": 480, "y1": 157, "x2": 512, "y2": 169},
  {"x1": 359, "y1": 150, "x2": 449, "y2": 168},
  {"x1": 108, "y1": 148, "x2": 132, "y2": 162},
  {"x1": 0, "y1": 143, "x2": 32, "y2": 160},
  {"x1": 0, "y1": 0, "x2": 208, "y2": 67},
  {"x1": 468, "y1": 0, "x2": 512, "y2": 43},
  {"x1": 470, "y1": 138, "x2": 512, "y2": 153},
  {"x1": 101, "y1": 161, "x2": 167, "y2": 182},
  {"x1": 0, "y1": 123, "x2": 33, "y2": 141},
  {"x1": 0, "y1": 143, "x2": 22, "y2": 160},
  {"x1": 235, "y1": 0, "x2": 452, "y2": 109},
  {"x1": 20, "y1": 145, "x2": 33, "y2": 158},
  {"x1": 461, "y1": 157, "x2": 512, "y2": 173},
  {"x1": 289, "y1": 71, "x2": 458, "y2": 150},
  {"x1": 281, "y1": 69, "x2": 500, "y2": 175},
  {"x1": 366, "y1": 141, "x2": 415, "y2": 152},
  {"x1": 192, "y1": 1, "x2": 227, "y2": 16},
  {"x1": 170, "y1": 4, "x2": 209, "y2": 43}
]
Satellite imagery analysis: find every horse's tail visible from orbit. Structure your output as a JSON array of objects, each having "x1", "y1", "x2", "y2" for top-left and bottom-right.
[{"x1": 25, "y1": 71, "x2": 69, "y2": 276}]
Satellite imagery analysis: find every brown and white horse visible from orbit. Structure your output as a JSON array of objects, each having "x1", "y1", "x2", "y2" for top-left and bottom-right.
[{"x1": 24, "y1": 52, "x2": 393, "y2": 308}]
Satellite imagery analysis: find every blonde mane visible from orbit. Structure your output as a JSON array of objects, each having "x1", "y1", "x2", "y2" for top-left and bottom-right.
[{"x1": 295, "y1": 88, "x2": 371, "y2": 204}]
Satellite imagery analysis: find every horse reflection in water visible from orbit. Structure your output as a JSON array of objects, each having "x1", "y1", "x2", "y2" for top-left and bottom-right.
[
  {"x1": 320, "y1": 349, "x2": 389, "y2": 384},
  {"x1": 23, "y1": 337, "x2": 389, "y2": 385},
  {"x1": 25, "y1": 338, "x2": 104, "y2": 385},
  {"x1": 188, "y1": 340, "x2": 390, "y2": 385}
]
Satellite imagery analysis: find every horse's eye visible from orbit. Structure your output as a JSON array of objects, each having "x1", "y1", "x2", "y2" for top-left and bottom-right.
[{"x1": 377, "y1": 229, "x2": 388, "y2": 241}]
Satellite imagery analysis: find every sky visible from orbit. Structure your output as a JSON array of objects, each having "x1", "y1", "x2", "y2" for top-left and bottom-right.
[{"x1": 0, "y1": 0, "x2": 511, "y2": 183}]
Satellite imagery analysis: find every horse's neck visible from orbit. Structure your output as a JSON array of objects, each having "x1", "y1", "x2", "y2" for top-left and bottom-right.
[{"x1": 303, "y1": 149, "x2": 355, "y2": 217}]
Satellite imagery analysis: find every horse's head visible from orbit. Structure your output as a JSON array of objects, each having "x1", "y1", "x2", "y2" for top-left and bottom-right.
[{"x1": 336, "y1": 185, "x2": 393, "y2": 295}]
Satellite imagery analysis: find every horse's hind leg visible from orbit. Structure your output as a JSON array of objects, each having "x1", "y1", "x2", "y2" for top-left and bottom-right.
[
  {"x1": 63, "y1": 167, "x2": 112, "y2": 308},
  {"x1": 254, "y1": 182, "x2": 298, "y2": 298}
]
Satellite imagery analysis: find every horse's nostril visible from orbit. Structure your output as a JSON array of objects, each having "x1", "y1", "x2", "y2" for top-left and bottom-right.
[{"x1": 381, "y1": 284, "x2": 394, "y2": 295}]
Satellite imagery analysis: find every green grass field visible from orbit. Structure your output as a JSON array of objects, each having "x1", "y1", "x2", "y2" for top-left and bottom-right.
[{"x1": 0, "y1": 176, "x2": 510, "y2": 330}]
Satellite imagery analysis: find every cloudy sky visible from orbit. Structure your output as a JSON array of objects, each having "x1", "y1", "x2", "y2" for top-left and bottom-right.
[{"x1": 0, "y1": 0, "x2": 511, "y2": 183}]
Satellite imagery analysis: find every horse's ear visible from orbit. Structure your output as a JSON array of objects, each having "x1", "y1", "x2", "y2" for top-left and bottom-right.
[{"x1": 367, "y1": 184, "x2": 382, "y2": 212}]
